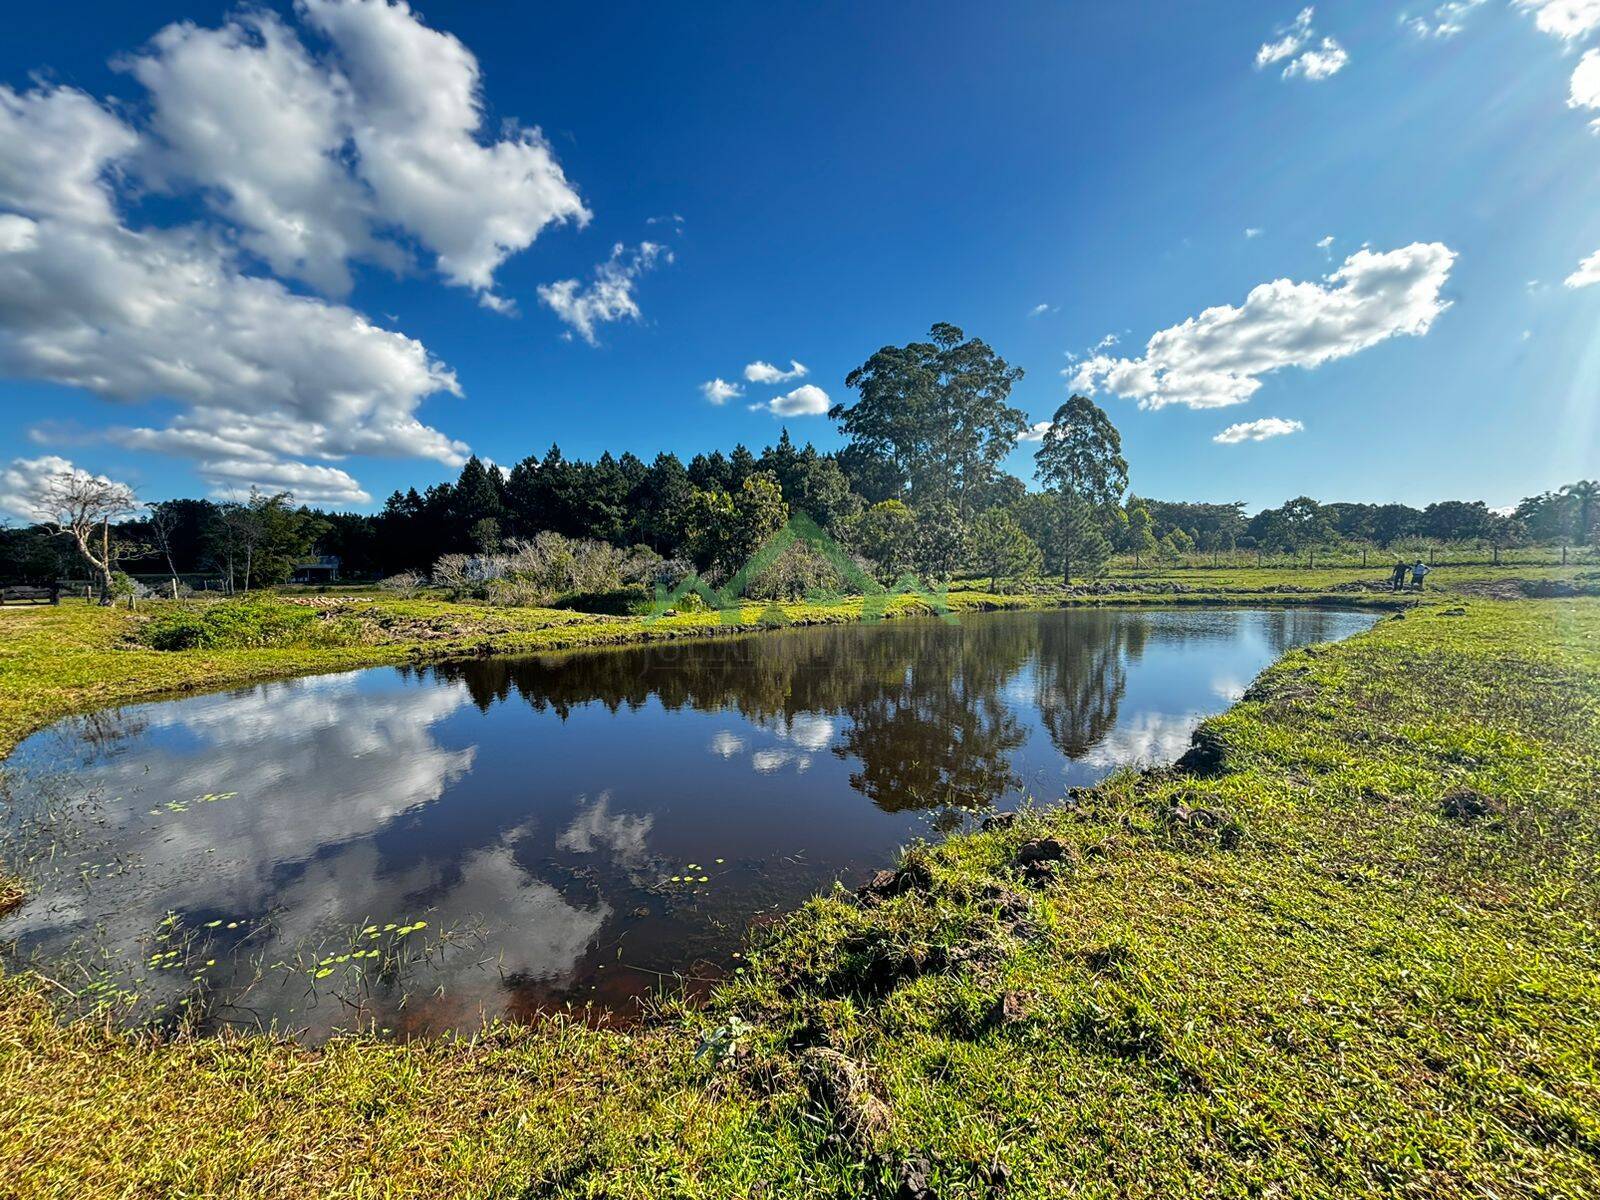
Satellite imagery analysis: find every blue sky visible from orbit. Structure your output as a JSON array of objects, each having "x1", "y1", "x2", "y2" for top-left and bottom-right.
[{"x1": 0, "y1": 0, "x2": 1597, "y2": 516}]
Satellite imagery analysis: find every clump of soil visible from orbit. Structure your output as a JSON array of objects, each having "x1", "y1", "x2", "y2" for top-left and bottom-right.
[
  {"x1": 976, "y1": 885, "x2": 1032, "y2": 924},
  {"x1": 987, "y1": 990, "x2": 1030, "y2": 1028},
  {"x1": 1082, "y1": 942, "x2": 1136, "y2": 975},
  {"x1": 801, "y1": 1047, "x2": 891, "y2": 1151},
  {"x1": 1175, "y1": 727, "x2": 1229, "y2": 776},
  {"x1": 1014, "y1": 837, "x2": 1068, "y2": 867},
  {"x1": 856, "y1": 861, "x2": 933, "y2": 903},
  {"x1": 1013, "y1": 837, "x2": 1076, "y2": 887},
  {"x1": 1160, "y1": 798, "x2": 1245, "y2": 849},
  {"x1": 1439, "y1": 788, "x2": 1506, "y2": 822}
]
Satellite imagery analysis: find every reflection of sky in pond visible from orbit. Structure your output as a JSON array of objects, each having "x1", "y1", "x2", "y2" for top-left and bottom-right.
[{"x1": 1, "y1": 606, "x2": 1376, "y2": 1037}]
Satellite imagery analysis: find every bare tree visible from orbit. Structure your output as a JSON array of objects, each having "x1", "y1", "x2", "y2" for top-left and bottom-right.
[
  {"x1": 34, "y1": 470, "x2": 143, "y2": 603},
  {"x1": 148, "y1": 500, "x2": 182, "y2": 590}
]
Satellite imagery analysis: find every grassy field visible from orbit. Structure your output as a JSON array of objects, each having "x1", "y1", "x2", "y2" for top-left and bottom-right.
[{"x1": 1, "y1": 583, "x2": 1598, "y2": 1196}]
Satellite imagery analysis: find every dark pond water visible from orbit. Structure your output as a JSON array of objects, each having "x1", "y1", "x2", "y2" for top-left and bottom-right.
[{"x1": 0, "y1": 607, "x2": 1375, "y2": 1037}]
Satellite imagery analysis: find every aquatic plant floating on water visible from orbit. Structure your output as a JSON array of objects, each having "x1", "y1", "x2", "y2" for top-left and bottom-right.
[{"x1": 148, "y1": 792, "x2": 238, "y2": 816}]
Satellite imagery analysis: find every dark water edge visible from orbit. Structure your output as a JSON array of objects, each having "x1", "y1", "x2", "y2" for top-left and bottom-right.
[{"x1": 0, "y1": 606, "x2": 1376, "y2": 1039}]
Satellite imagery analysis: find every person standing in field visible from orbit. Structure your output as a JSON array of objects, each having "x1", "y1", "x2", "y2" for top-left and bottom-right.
[
  {"x1": 1390, "y1": 560, "x2": 1409, "y2": 591},
  {"x1": 1411, "y1": 559, "x2": 1432, "y2": 591}
]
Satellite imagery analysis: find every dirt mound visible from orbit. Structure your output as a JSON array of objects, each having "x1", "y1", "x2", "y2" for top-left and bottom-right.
[
  {"x1": 1439, "y1": 788, "x2": 1506, "y2": 822},
  {"x1": 1450, "y1": 577, "x2": 1600, "y2": 601}
]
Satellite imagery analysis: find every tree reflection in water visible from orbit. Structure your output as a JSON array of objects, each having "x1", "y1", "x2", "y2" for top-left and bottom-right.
[
  {"x1": 1034, "y1": 611, "x2": 1144, "y2": 759},
  {"x1": 3, "y1": 608, "x2": 1376, "y2": 1034}
]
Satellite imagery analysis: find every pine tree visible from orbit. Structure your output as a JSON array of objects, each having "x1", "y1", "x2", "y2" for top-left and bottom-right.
[
  {"x1": 1058, "y1": 495, "x2": 1110, "y2": 584},
  {"x1": 970, "y1": 509, "x2": 1042, "y2": 591}
]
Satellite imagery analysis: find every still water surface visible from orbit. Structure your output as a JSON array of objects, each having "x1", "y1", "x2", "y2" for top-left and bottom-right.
[{"x1": 1, "y1": 607, "x2": 1374, "y2": 1036}]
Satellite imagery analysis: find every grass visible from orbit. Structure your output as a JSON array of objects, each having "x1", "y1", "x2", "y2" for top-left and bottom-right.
[{"x1": 1, "y1": 585, "x2": 1598, "y2": 1195}]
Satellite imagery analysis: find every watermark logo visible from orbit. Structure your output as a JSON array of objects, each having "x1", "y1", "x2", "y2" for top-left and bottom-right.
[{"x1": 645, "y1": 511, "x2": 954, "y2": 626}]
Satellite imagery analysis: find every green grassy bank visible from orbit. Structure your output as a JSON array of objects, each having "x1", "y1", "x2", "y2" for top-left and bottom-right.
[{"x1": 2, "y1": 589, "x2": 1598, "y2": 1196}]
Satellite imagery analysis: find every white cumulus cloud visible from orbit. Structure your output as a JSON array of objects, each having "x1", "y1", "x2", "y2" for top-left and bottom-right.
[
  {"x1": 0, "y1": 2, "x2": 608, "y2": 507},
  {"x1": 1514, "y1": 0, "x2": 1600, "y2": 40},
  {"x1": 758, "y1": 384, "x2": 831, "y2": 418},
  {"x1": 124, "y1": 12, "x2": 386, "y2": 297},
  {"x1": 744, "y1": 359, "x2": 808, "y2": 384},
  {"x1": 701, "y1": 377, "x2": 743, "y2": 405},
  {"x1": 1256, "y1": 7, "x2": 1349, "y2": 80},
  {"x1": 1069, "y1": 243, "x2": 1457, "y2": 409},
  {"x1": 201, "y1": 459, "x2": 371, "y2": 505},
  {"x1": 125, "y1": 0, "x2": 588, "y2": 307},
  {"x1": 0, "y1": 86, "x2": 466, "y2": 503},
  {"x1": 1213, "y1": 417, "x2": 1305, "y2": 444},
  {"x1": 1283, "y1": 38, "x2": 1349, "y2": 80},
  {"x1": 1256, "y1": 7, "x2": 1316, "y2": 66},
  {"x1": 1566, "y1": 247, "x2": 1600, "y2": 287},
  {"x1": 537, "y1": 242, "x2": 670, "y2": 345}
]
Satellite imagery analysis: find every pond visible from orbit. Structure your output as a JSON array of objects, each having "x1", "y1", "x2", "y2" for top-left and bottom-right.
[{"x1": 0, "y1": 606, "x2": 1376, "y2": 1038}]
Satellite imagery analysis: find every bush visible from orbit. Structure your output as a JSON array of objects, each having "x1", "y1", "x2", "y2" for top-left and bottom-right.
[
  {"x1": 378, "y1": 571, "x2": 426, "y2": 597},
  {"x1": 743, "y1": 540, "x2": 850, "y2": 601},
  {"x1": 429, "y1": 534, "x2": 671, "y2": 607},
  {"x1": 549, "y1": 586, "x2": 653, "y2": 615},
  {"x1": 139, "y1": 600, "x2": 358, "y2": 651}
]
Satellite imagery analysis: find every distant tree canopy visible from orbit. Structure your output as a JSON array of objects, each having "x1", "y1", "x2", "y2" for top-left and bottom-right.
[
  {"x1": 2, "y1": 321, "x2": 1592, "y2": 590},
  {"x1": 1517, "y1": 481, "x2": 1599, "y2": 548}
]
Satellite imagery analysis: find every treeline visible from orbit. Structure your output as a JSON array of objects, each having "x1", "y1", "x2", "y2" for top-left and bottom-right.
[
  {"x1": 1129, "y1": 488, "x2": 1599, "y2": 561},
  {"x1": 2, "y1": 322, "x2": 1595, "y2": 592},
  {"x1": 0, "y1": 491, "x2": 337, "y2": 592}
]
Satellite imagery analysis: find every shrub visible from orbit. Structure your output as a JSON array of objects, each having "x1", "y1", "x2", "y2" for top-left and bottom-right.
[
  {"x1": 550, "y1": 586, "x2": 653, "y2": 615},
  {"x1": 378, "y1": 571, "x2": 426, "y2": 598},
  {"x1": 139, "y1": 600, "x2": 358, "y2": 651},
  {"x1": 743, "y1": 540, "x2": 850, "y2": 601},
  {"x1": 431, "y1": 553, "x2": 502, "y2": 599},
  {"x1": 429, "y1": 534, "x2": 671, "y2": 607}
]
